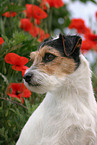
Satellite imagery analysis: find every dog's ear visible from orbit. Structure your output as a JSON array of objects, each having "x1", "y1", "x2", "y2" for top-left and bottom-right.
[{"x1": 59, "y1": 33, "x2": 82, "y2": 57}]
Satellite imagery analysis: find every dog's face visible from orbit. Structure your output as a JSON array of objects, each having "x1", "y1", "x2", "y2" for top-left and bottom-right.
[{"x1": 23, "y1": 34, "x2": 82, "y2": 94}]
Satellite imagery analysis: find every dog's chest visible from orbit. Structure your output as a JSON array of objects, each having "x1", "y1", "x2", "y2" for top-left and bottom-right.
[{"x1": 39, "y1": 93, "x2": 97, "y2": 145}]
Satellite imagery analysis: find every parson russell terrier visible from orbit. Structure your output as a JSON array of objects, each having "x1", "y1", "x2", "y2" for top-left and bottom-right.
[{"x1": 16, "y1": 34, "x2": 97, "y2": 145}]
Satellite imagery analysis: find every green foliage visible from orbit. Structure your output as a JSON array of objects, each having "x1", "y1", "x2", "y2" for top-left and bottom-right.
[
  {"x1": 51, "y1": 5, "x2": 71, "y2": 32},
  {"x1": 1, "y1": 31, "x2": 38, "y2": 58},
  {"x1": 0, "y1": 98, "x2": 40, "y2": 144},
  {"x1": 0, "y1": 3, "x2": 25, "y2": 16},
  {"x1": 46, "y1": 5, "x2": 70, "y2": 34},
  {"x1": 0, "y1": 1, "x2": 47, "y2": 144}
]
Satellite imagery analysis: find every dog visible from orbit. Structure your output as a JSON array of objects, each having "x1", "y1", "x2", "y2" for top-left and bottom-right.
[{"x1": 16, "y1": 34, "x2": 97, "y2": 145}]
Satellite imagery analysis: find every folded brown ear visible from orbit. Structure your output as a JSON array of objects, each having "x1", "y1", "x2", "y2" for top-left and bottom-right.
[{"x1": 59, "y1": 33, "x2": 82, "y2": 57}]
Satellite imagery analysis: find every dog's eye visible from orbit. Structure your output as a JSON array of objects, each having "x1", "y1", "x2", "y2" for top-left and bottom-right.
[{"x1": 43, "y1": 53, "x2": 56, "y2": 62}]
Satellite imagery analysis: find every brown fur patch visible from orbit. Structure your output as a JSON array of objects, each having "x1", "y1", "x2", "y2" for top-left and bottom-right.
[{"x1": 30, "y1": 46, "x2": 76, "y2": 77}]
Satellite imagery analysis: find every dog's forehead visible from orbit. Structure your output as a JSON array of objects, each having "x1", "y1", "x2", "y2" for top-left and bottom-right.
[
  {"x1": 38, "y1": 37, "x2": 64, "y2": 56},
  {"x1": 39, "y1": 37, "x2": 60, "y2": 48},
  {"x1": 30, "y1": 45, "x2": 61, "y2": 59}
]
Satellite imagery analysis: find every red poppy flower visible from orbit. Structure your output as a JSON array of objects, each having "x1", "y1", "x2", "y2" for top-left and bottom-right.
[
  {"x1": 21, "y1": 67, "x2": 29, "y2": 77},
  {"x1": 25, "y1": 4, "x2": 47, "y2": 20},
  {"x1": 81, "y1": 39, "x2": 97, "y2": 52},
  {"x1": 3, "y1": 12, "x2": 10, "y2": 17},
  {"x1": 95, "y1": 11, "x2": 97, "y2": 20},
  {"x1": 34, "y1": 19, "x2": 41, "y2": 25},
  {"x1": 12, "y1": 65, "x2": 29, "y2": 76},
  {"x1": 23, "y1": 4, "x2": 33, "y2": 19},
  {"x1": 0, "y1": 37, "x2": 4, "y2": 45},
  {"x1": 5, "y1": 53, "x2": 28, "y2": 66},
  {"x1": 5, "y1": 53, "x2": 29, "y2": 75},
  {"x1": 69, "y1": 18, "x2": 91, "y2": 34},
  {"x1": 37, "y1": 30, "x2": 49, "y2": 42},
  {"x1": 44, "y1": 33, "x2": 49, "y2": 39},
  {"x1": 85, "y1": 33, "x2": 97, "y2": 44},
  {"x1": 7, "y1": 83, "x2": 31, "y2": 103},
  {"x1": 10, "y1": 12, "x2": 17, "y2": 17},
  {"x1": 29, "y1": 25, "x2": 49, "y2": 41},
  {"x1": 20, "y1": 18, "x2": 32, "y2": 32},
  {"x1": 40, "y1": 0, "x2": 64, "y2": 9},
  {"x1": 29, "y1": 24, "x2": 39, "y2": 37},
  {"x1": 40, "y1": 0, "x2": 49, "y2": 10},
  {"x1": 3, "y1": 11, "x2": 17, "y2": 17},
  {"x1": 50, "y1": 0, "x2": 64, "y2": 8}
]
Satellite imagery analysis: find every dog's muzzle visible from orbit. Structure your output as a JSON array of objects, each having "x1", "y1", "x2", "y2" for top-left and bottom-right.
[
  {"x1": 23, "y1": 72, "x2": 41, "y2": 87},
  {"x1": 23, "y1": 73, "x2": 32, "y2": 84}
]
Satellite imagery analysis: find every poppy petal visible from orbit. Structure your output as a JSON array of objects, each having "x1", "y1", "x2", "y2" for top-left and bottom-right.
[
  {"x1": 7, "y1": 83, "x2": 31, "y2": 101},
  {"x1": 12, "y1": 65, "x2": 28, "y2": 71},
  {"x1": 20, "y1": 18, "x2": 32, "y2": 31},
  {"x1": 69, "y1": 18, "x2": 91, "y2": 34},
  {"x1": 25, "y1": 4, "x2": 47, "y2": 19},
  {"x1": 5, "y1": 53, "x2": 29, "y2": 66},
  {"x1": 0, "y1": 37, "x2": 4, "y2": 45}
]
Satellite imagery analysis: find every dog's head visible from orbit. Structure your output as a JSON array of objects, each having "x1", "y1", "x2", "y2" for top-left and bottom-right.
[{"x1": 23, "y1": 34, "x2": 82, "y2": 94}]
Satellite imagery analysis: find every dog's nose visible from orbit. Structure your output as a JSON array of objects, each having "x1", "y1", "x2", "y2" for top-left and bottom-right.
[{"x1": 23, "y1": 73, "x2": 32, "y2": 83}]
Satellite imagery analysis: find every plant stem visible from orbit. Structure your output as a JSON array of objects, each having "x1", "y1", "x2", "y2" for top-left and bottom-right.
[{"x1": 0, "y1": 97, "x2": 27, "y2": 110}]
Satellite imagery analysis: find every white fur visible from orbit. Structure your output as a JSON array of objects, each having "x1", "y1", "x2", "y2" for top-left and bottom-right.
[{"x1": 16, "y1": 55, "x2": 97, "y2": 145}]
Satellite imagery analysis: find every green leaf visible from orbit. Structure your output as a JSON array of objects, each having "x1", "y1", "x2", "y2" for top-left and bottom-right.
[
  {"x1": 0, "y1": 3, "x2": 25, "y2": 16},
  {"x1": 7, "y1": 4, "x2": 26, "y2": 13},
  {"x1": 90, "y1": 0, "x2": 97, "y2": 4},
  {"x1": 0, "y1": 0, "x2": 9, "y2": 15}
]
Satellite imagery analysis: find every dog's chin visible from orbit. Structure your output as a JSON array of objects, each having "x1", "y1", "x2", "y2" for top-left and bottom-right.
[{"x1": 23, "y1": 80, "x2": 47, "y2": 94}]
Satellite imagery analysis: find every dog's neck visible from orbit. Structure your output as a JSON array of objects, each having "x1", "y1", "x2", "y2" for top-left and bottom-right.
[{"x1": 46, "y1": 55, "x2": 96, "y2": 108}]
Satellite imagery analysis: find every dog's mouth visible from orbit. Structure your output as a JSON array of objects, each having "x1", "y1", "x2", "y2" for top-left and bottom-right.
[
  {"x1": 28, "y1": 82, "x2": 41, "y2": 87},
  {"x1": 24, "y1": 80, "x2": 41, "y2": 87}
]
